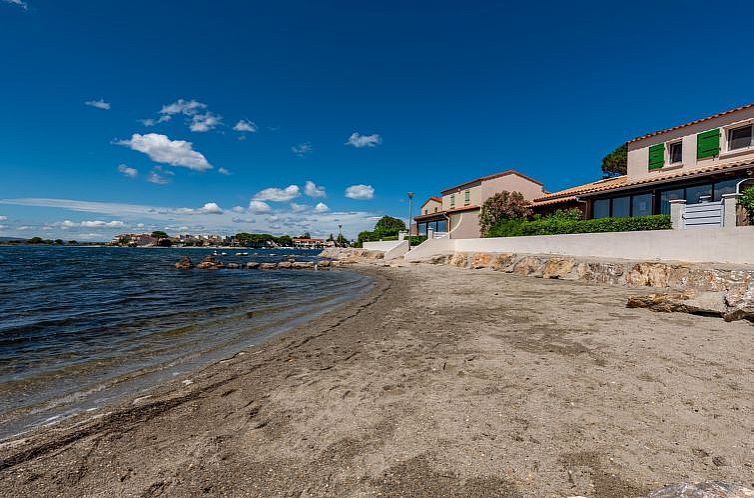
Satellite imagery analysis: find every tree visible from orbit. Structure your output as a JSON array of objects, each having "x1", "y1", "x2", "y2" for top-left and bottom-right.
[
  {"x1": 151, "y1": 230, "x2": 168, "y2": 239},
  {"x1": 300, "y1": 232, "x2": 311, "y2": 239},
  {"x1": 327, "y1": 233, "x2": 335, "y2": 242},
  {"x1": 373, "y1": 216, "x2": 406, "y2": 237},
  {"x1": 68, "y1": 240, "x2": 78, "y2": 245},
  {"x1": 336, "y1": 234, "x2": 349, "y2": 247},
  {"x1": 479, "y1": 191, "x2": 532, "y2": 236},
  {"x1": 27, "y1": 237, "x2": 46, "y2": 244},
  {"x1": 275, "y1": 235, "x2": 293, "y2": 247},
  {"x1": 602, "y1": 143, "x2": 627, "y2": 177},
  {"x1": 54, "y1": 239, "x2": 64, "y2": 245},
  {"x1": 157, "y1": 238, "x2": 172, "y2": 247}
]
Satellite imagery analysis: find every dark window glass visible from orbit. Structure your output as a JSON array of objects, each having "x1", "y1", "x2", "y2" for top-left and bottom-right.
[
  {"x1": 632, "y1": 193, "x2": 653, "y2": 217},
  {"x1": 593, "y1": 199, "x2": 610, "y2": 219},
  {"x1": 686, "y1": 184, "x2": 713, "y2": 204},
  {"x1": 437, "y1": 219, "x2": 448, "y2": 232},
  {"x1": 612, "y1": 196, "x2": 630, "y2": 218},
  {"x1": 417, "y1": 223, "x2": 427, "y2": 236},
  {"x1": 713, "y1": 178, "x2": 742, "y2": 201},
  {"x1": 729, "y1": 125, "x2": 753, "y2": 150},
  {"x1": 660, "y1": 189, "x2": 684, "y2": 215},
  {"x1": 669, "y1": 142, "x2": 683, "y2": 163}
]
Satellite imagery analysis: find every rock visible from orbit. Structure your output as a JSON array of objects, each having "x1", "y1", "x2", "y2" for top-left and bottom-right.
[
  {"x1": 491, "y1": 253, "x2": 517, "y2": 272},
  {"x1": 471, "y1": 253, "x2": 493, "y2": 269},
  {"x1": 317, "y1": 260, "x2": 331, "y2": 268},
  {"x1": 245, "y1": 262, "x2": 260, "y2": 269},
  {"x1": 174, "y1": 256, "x2": 193, "y2": 270},
  {"x1": 449, "y1": 253, "x2": 470, "y2": 268},
  {"x1": 292, "y1": 261, "x2": 315, "y2": 269},
  {"x1": 424, "y1": 254, "x2": 451, "y2": 265},
  {"x1": 196, "y1": 256, "x2": 224, "y2": 270},
  {"x1": 542, "y1": 257, "x2": 576, "y2": 279},
  {"x1": 640, "y1": 481, "x2": 754, "y2": 498},
  {"x1": 626, "y1": 291, "x2": 727, "y2": 317},
  {"x1": 626, "y1": 262, "x2": 672, "y2": 288},
  {"x1": 512, "y1": 256, "x2": 545, "y2": 277},
  {"x1": 259, "y1": 263, "x2": 278, "y2": 270},
  {"x1": 576, "y1": 262, "x2": 625, "y2": 286},
  {"x1": 226, "y1": 262, "x2": 241, "y2": 269},
  {"x1": 287, "y1": 256, "x2": 296, "y2": 263},
  {"x1": 277, "y1": 261, "x2": 292, "y2": 269}
]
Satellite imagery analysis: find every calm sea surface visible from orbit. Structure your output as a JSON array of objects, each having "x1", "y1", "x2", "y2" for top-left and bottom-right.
[{"x1": 0, "y1": 246, "x2": 372, "y2": 439}]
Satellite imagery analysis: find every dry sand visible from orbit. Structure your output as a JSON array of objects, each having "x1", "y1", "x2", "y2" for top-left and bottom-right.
[{"x1": 1, "y1": 264, "x2": 753, "y2": 497}]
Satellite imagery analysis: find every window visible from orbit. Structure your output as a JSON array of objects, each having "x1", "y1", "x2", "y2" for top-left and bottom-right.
[
  {"x1": 417, "y1": 223, "x2": 427, "y2": 236},
  {"x1": 437, "y1": 219, "x2": 448, "y2": 232},
  {"x1": 713, "y1": 178, "x2": 740, "y2": 201},
  {"x1": 423, "y1": 209, "x2": 427, "y2": 215},
  {"x1": 728, "y1": 124, "x2": 753, "y2": 151},
  {"x1": 450, "y1": 194, "x2": 455, "y2": 208},
  {"x1": 464, "y1": 189, "x2": 470, "y2": 205},
  {"x1": 611, "y1": 196, "x2": 630, "y2": 217},
  {"x1": 593, "y1": 199, "x2": 610, "y2": 219},
  {"x1": 686, "y1": 184, "x2": 712, "y2": 204},
  {"x1": 660, "y1": 189, "x2": 684, "y2": 215},
  {"x1": 668, "y1": 141, "x2": 683, "y2": 164},
  {"x1": 632, "y1": 193, "x2": 653, "y2": 217},
  {"x1": 434, "y1": 207, "x2": 438, "y2": 213}
]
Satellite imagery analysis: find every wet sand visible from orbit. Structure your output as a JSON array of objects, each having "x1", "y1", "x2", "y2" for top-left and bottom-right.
[{"x1": 1, "y1": 264, "x2": 753, "y2": 497}]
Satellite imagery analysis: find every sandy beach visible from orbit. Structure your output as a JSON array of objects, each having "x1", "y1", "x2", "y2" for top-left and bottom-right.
[{"x1": 1, "y1": 263, "x2": 752, "y2": 497}]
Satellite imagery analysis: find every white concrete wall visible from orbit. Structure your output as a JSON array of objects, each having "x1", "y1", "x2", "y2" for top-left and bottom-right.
[
  {"x1": 406, "y1": 227, "x2": 754, "y2": 265},
  {"x1": 363, "y1": 240, "x2": 410, "y2": 260}
]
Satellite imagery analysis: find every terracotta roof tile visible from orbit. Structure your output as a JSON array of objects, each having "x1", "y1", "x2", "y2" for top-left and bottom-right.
[
  {"x1": 628, "y1": 103, "x2": 754, "y2": 144},
  {"x1": 533, "y1": 159, "x2": 754, "y2": 204},
  {"x1": 441, "y1": 169, "x2": 543, "y2": 194}
]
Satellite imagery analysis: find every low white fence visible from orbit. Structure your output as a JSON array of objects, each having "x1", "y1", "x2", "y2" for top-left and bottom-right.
[
  {"x1": 363, "y1": 240, "x2": 410, "y2": 260},
  {"x1": 405, "y1": 227, "x2": 754, "y2": 265}
]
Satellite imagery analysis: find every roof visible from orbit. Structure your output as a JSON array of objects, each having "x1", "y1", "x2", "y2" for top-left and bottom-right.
[
  {"x1": 533, "y1": 159, "x2": 754, "y2": 205},
  {"x1": 413, "y1": 204, "x2": 481, "y2": 221},
  {"x1": 440, "y1": 169, "x2": 544, "y2": 195},
  {"x1": 628, "y1": 103, "x2": 754, "y2": 144},
  {"x1": 421, "y1": 196, "x2": 442, "y2": 207}
]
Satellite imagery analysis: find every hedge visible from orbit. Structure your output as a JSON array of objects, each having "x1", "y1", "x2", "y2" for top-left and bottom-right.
[{"x1": 486, "y1": 214, "x2": 672, "y2": 238}]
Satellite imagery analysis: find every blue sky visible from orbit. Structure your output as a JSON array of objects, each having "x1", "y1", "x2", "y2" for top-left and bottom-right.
[{"x1": 1, "y1": 0, "x2": 753, "y2": 240}]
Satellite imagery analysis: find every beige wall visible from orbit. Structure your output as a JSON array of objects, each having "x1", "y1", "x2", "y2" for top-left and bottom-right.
[
  {"x1": 480, "y1": 174, "x2": 544, "y2": 201},
  {"x1": 420, "y1": 198, "x2": 442, "y2": 216},
  {"x1": 362, "y1": 240, "x2": 409, "y2": 260},
  {"x1": 627, "y1": 106, "x2": 754, "y2": 180},
  {"x1": 448, "y1": 209, "x2": 481, "y2": 239},
  {"x1": 441, "y1": 184, "x2": 482, "y2": 211},
  {"x1": 406, "y1": 226, "x2": 754, "y2": 265}
]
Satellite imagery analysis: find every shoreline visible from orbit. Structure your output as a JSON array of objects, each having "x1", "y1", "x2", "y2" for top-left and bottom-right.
[{"x1": 1, "y1": 264, "x2": 752, "y2": 496}]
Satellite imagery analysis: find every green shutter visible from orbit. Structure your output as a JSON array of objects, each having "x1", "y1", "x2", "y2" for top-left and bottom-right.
[
  {"x1": 648, "y1": 143, "x2": 665, "y2": 170},
  {"x1": 697, "y1": 128, "x2": 720, "y2": 159}
]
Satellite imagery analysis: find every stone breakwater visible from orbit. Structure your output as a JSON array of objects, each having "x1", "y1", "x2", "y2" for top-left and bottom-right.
[
  {"x1": 319, "y1": 247, "x2": 754, "y2": 323},
  {"x1": 174, "y1": 255, "x2": 342, "y2": 271}
]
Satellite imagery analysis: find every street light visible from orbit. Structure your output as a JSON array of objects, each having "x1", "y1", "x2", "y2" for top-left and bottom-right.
[
  {"x1": 337, "y1": 224, "x2": 343, "y2": 246},
  {"x1": 407, "y1": 192, "x2": 415, "y2": 238}
]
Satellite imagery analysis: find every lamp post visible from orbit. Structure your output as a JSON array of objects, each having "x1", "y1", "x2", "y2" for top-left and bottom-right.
[
  {"x1": 407, "y1": 192, "x2": 415, "y2": 237},
  {"x1": 337, "y1": 224, "x2": 343, "y2": 246}
]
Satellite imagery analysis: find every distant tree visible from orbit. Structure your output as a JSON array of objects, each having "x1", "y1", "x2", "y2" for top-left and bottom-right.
[
  {"x1": 68, "y1": 240, "x2": 78, "y2": 245},
  {"x1": 336, "y1": 234, "x2": 349, "y2": 247},
  {"x1": 602, "y1": 143, "x2": 628, "y2": 177},
  {"x1": 327, "y1": 233, "x2": 335, "y2": 242},
  {"x1": 27, "y1": 237, "x2": 46, "y2": 244},
  {"x1": 479, "y1": 191, "x2": 532, "y2": 236},
  {"x1": 373, "y1": 216, "x2": 406, "y2": 237},
  {"x1": 275, "y1": 235, "x2": 293, "y2": 247},
  {"x1": 151, "y1": 230, "x2": 168, "y2": 239},
  {"x1": 300, "y1": 232, "x2": 311, "y2": 239},
  {"x1": 54, "y1": 239, "x2": 64, "y2": 245},
  {"x1": 157, "y1": 238, "x2": 172, "y2": 247}
]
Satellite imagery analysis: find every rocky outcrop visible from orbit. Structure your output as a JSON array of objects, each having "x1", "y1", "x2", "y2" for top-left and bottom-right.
[
  {"x1": 319, "y1": 247, "x2": 384, "y2": 262},
  {"x1": 174, "y1": 256, "x2": 193, "y2": 270},
  {"x1": 640, "y1": 481, "x2": 754, "y2": 498},
  {"x1": 196, "y1": 256, "x2": 224, "y2": 270},
  {"x1": 245, "y1": 262, "x2": 260, "y2": 269},
  {"x1": 542, "y1": 257, "x2": 576, "y2": 279},
  {"x1": 627, "y1": 291, "x2": 728, "y2": 317},
  {"x1": 292, "y1": 261, "x2": 315, "y2": 269}
]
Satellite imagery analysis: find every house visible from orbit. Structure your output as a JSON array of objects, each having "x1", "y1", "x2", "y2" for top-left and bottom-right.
[
  {"x1": 414, "y1": 170, "x2": 546, "y2": 238},
  {"x1": 532, "y1": 104, "x2": 754, "y2": 218},
  {"x1": 292, "y1": 237, "x2": 326, "y2": 248}
]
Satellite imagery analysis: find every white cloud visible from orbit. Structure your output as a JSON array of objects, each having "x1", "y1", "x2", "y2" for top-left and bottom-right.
[
  {"x1": 199, "y1": 202, "x2": 223, "y2": 215},
  {"x1": 218, "y1": 167, "x2": 231, "y2": 176},
  {"x1": 233, "y1": 120, "x2": 257, "y2": 133},
  {"x1": 140, "y1": 118, "x2": 156, "y2": 127},
  {"x1": 249, "y1": 200, "x2": 272, "y2": 214},
  {"x1": 117, "y1": 164, "x2": 138, "y2": 178},
  {"x1": 190, "y1": 112, "x2": 222, "y2": 132},
  {"x1": 291, "y1": 142, "x2": 312, "y2": 157},
  {"x1": 3, "y1": 0, "x2": 28, "y2": 10},
  {"x1": 85, "y1": 99, "x2": 111, "y2": 110},
  {"x1": 304, "y1": 180, "x2": 326, "y2": 198},
  {"x1": 136, "y1": 223, "x2": 145, "y2": 228},
  {"x1": 0, "y1": 216, "x2": 6, "y2": 221},
  {"x1": 117, "y1": 133, "x2": 212, "y2": 171},
  {"x1": 290, "y1": 202, "x2": 308, "y2": 213},
  {"x1": 160, "y1": 99, "x2": 206, "y2": 117},
  {"x1": 80, "y1": 220, "x2": 125, "y2": 228},
  {"x1": 147, "y1": 171, "x2": 170, "y2": 185},
  {"x1": 346, "y1": 132, "x2": 381, "y2": 148},
  {"x1": 345, "y1": 184, "x2": 375, "y2": 200},
  {"x1": 253, "y1": 185, "x2": 300, "y2": 202},
  {"x1": 231, "y1": 206, "x2": 245, "y2": 213},
  {"x1": 314, "y1": 202, "x2": 329, "y2": 213}
]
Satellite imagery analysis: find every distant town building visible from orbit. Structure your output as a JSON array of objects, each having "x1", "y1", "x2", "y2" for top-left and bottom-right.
[{"x1": 291, "y1": 237, "x2": 327, "y2": 248}]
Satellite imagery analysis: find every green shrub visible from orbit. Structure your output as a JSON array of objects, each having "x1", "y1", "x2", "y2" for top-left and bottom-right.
[
  {"x1": 486, "y1": 214, "x2": 671, "y2": 238},
  {"x1": 739, "y1": 187, "x2": 754, "y2": 221}
]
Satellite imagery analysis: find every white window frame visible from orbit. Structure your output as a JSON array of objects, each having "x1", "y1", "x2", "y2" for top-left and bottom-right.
[
  {"x1": 721, "y1": 118, "x2": 754, "y2": 156},
  {"x1": 667, "y1": 140, "x2": 683, "y2": 165}
]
